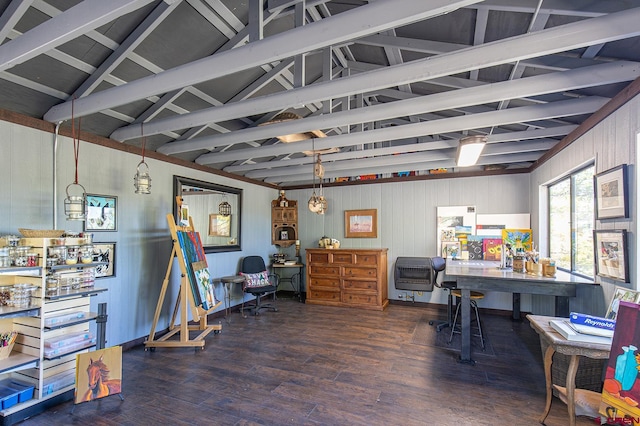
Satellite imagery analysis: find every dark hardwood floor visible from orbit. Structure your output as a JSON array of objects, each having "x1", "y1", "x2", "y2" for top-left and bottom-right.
[{"x1": 18, "y1": 298, "x2": 600, "y2": 425}]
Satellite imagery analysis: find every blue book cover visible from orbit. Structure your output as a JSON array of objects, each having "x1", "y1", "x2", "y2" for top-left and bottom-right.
[{"x1": 569, "y1": 312, "x2": 616, "y2": 331}]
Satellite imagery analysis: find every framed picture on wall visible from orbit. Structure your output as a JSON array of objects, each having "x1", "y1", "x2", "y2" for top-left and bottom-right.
[
  {"x1": 594, "y1": 164, "x2": 629, "y2": 220},
  {"x1": 84, "y1": 194, "x2": 117, "y2": 231},
  {"x1": 92, "y1": 243, "x2": 116, "y2": 278},
  {"x1": 208, "y1": 214, "x2": 231, "y2": 237},
  {"x1": 344, "y1": 209, "x2": 377, "y2": 238},
  {"x1": 594, "y1": 230, "x2": 629, "y2": 283}
]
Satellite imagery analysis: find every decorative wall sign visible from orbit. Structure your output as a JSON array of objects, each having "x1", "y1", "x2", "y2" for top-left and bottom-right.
[
  {"x1": 594, "y1": 164, "x2": 629, "y2": 220},
  {"x1": 344, "y1": 209, "x2": 377, "y2": 238},
  {"x1": 594, "y1": 230, "x2": 629, "y2": 283}
]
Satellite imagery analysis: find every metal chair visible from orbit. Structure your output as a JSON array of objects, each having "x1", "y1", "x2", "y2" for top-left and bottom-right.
[
  {"x1": 239, "y1": 256, "x2": 278, "y2": 317},
  {"x1": 428, "y1": 256, "x2": 457, "y2": 332},
  {"x1": 448, "y1": 289, "x2": 486, "y2": 349}
]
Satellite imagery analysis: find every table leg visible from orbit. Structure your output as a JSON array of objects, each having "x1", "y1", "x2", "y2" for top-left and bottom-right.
[
  {"x1": 459, "y1": 288, "x2": 474, "y2": 364},
  {"x1": 539, "y1": 344, "x2": 555, "y2": 424},
  {"x1": 512, "y1": 293, "x2": 521, "y2": 320},
  {"x1": 555, "y1": 296, "x2": 570, "y2": 317},
  {"x1": 224, "y1": 282, "x2": 231, "y2": 324},
  {"x1": 565, "y1": 355, "x2": 579, "y2": 426}
]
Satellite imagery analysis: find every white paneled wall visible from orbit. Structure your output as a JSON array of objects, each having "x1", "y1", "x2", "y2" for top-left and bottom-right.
[
  {"x1": 0, "y1": 122, "x2": 276, "y2": 347},
  {"x1": 286, "y1": 174, "x2": 532, "y2": 312}
]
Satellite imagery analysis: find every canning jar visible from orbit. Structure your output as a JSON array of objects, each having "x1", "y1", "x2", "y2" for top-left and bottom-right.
[
  {"x1": 45, "y1": 276, "x2": 59, "y2": 297},
  {"x1": 0, "y1": 248, "x2": 10, "y2": 268},
  {"x1": 13, "y1": 246, "x2": 31, "y2": 267},
  {"x1": 48, "y1": 246, "x2": 67, "y2": 265},
  {"x1": 0, "y1": 286, "x2": 12, "y2": 305},
  {"x1": 65, "y1": 246, "x2": 79, "y2": 265},
  {"x1": 79, "y1": 245, "x2": 93, "y2": 264}
]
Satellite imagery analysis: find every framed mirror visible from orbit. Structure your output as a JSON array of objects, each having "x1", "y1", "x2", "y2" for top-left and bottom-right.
[{"x1": 173, "y1": 176, "x2": 242, "y2": 253}]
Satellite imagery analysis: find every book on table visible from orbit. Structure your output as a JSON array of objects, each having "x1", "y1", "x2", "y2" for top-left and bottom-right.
[
  {"x1": 549, "y1": 319, "x2": 613, "y2": 345},
  {"x1": 568, "y1": 322, "x2": 614, "y2": 338}
]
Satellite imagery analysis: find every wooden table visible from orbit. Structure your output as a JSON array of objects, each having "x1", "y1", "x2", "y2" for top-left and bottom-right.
[
  {"x1": 528, "y1": 314, "x2": 611, "y2": 426},
  {"x1": 444, "y1": 260, "x2": 593, "y2": 364}
]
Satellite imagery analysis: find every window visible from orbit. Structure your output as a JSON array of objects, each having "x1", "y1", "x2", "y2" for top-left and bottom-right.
[{"x1": 548, "y1": 165, "x2": 594, "y2": 277}]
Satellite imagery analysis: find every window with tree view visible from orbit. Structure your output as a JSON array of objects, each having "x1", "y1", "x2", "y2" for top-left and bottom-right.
[{"x1": 548, "y1": 165, "x2": 594, "y2": 277}]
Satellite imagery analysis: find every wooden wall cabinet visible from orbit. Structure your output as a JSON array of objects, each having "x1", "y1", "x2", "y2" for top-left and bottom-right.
[
  {"x1": 271, "y1": 199, "x2": 298, "y2": 247},
  {"x1": 306, "y1": 248, "x2": 388, "y2": 311}
]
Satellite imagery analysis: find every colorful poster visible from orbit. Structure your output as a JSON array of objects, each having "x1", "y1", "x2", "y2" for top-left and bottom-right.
[
  {"x1": 75, "y1": 346, "x2": 122, "y2": 404},
  {"x1": 600, "y1": 301, "x2": 640, "y2": 424},
  {"x1": 502, "y1": 228, "x2": 533, "y2": 251},
  {"x1": 483, "y1": 238, "x2": 502, "y2": 261}
]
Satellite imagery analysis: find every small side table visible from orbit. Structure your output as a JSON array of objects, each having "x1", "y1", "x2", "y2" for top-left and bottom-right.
[
  {"x1": 220, "y1": 275, "x2": 245, "y2": 323},
  {"x1": 527, "y1": 314, "x2": 611, "y2": 426},
  {"x1": 271, "y1": 263, "x2": 304, "y2": 302}
]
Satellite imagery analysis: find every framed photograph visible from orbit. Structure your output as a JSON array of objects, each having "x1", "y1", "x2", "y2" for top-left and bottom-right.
[
  {"x1": 442, "y1": 241, "x2": 461, "y2": 259},
  {"x1": 208, "y1": 214, "x2": 231, "y2": 237},
  {"x1": 92, "y1": 243, "x2": 115, "y2": 278},
  {"x1": 605, "y1": 286, "x2": 640, "y2": 320},
  {"x1": 594, "y1": 164, "x2": 629, "y2": 219},
  {"x1": 594, "y1": 230, "x2": 629, "y2": 283},
  {"x1": 344, "y1": 209, "x2": 377, "y2": 238},
  {"x1": 280, "y1": 230, "x2": 289, "y2": 240},
  {"x1": 84, "y1": 194, "x2": 117, "y2": 231}
]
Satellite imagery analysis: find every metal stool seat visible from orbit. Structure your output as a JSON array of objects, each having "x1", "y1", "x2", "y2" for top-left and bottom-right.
[{"x1": 448, "y1": 289, "x2": 486, "y2": 350}]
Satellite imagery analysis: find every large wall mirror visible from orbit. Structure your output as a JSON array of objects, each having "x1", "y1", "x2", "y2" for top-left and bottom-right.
[{"x1": 173, "y1": 176, "x2": 242, "y2": 253}]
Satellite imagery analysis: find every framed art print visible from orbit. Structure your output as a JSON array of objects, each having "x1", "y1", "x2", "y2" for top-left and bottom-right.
[
  {"x1": 594, "y1": 230, "x2": 629, "y2": 283},
  {"x1": 594, "y1": 164, "x2": 629, "y2": 220},
  {"x1": 85, "y1": 194, "x2": 117, "y2": 231},
  {"x1": 208, "y1": 214, "x2": 231, "y2": 237},
  {"x1": 344, "y1": 209, "x2": 377, "y2": 238},
  {"x1": 92, "y1": 243, "x2": 116, "y2": 278}
]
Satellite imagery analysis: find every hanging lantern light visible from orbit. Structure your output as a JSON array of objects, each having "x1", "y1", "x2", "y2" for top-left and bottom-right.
[
  {"x1": 64, "y1": 99, "x2": 86, "y2": 221},
  {"x1": 218, "y1": 194, "x2": 231, "y2": 216},
  {"x1": 134, "y1": 124, "x2": 152, "y2": 194},
  {"x1": 308, "y1": 149, "x2": 327, "y2": 214}
]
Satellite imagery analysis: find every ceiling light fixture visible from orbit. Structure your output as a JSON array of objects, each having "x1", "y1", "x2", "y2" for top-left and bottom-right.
[
  {"x1": 218, "y1": 194, "x2": 231, "y2": 216},
  {"x1": 261, "y1": 112, "x2": 339, "y2": 155},
  {"x1": 133, "y1": 123, "x2": 152, "y2": 194},
  {"x1": 308, "y1": 140, "x2": 327, "y2": 215},
  {"x1": 456, "y1": 135, "x2": 488, "y2": 167},
  {"x1": 64, "y1": 99, "x2": 86, "y2": 221}
]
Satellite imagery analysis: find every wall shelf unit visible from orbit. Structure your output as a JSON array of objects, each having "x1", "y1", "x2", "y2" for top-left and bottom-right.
[
  {"x1": 271, "y1": 198, "x2": 298, "y2": 248},
  {"x1": 0, "y1": 237, "x2": 106, "y2": 425}
]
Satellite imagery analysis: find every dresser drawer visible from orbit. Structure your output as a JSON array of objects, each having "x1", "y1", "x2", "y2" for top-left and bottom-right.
[
  {"x1": 308, "y1": 252, "x2": 330, "y2": 264},
  {"x1": 354, "y1": 254, "x2": 379, "y2": 266},
  {"x1": 343, "y1": 279, "x2": 377, "y2": 292},
  {"x1": 343, "y1": 266, "x2": 377, "y2": 278},
  {"x1": 342, "y1": 292, "x2": 377, "y2": 305},
  {"x1": 331, "y1": 252, "x2": 354, "y2": 264},
  {"x1": 309, "y1": 289, "x2": 341, "y2": 302},
  {"x1": 309, "y1": 277, "x2": 340, "y2": 289},
  {"x1": 309, "y1": 265, "x2": 339, "y2": 276}
]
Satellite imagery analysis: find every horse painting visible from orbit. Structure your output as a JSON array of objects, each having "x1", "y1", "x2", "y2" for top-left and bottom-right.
[{"x1": 81, "y1": 355, "x2": 121, "y2": 402}]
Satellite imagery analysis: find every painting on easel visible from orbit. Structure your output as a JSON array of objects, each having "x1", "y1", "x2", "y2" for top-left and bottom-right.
[
  {"x1": 177, "y1": 231, "x2": 217, "y2": 310},
  {"x1": 75, "y1": 346, "x2": 122, "y2": 404}
]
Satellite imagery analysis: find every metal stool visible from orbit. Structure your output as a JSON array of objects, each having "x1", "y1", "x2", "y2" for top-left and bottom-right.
[{"x1": 448, "y1": 289, "x2": 486, "y2": 349}]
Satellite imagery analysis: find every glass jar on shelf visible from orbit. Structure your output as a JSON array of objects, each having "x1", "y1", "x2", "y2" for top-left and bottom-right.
[
  {"x1": 0, "y1": 285, "x2": 12, "y2": 305},
  {"x1": 81, "y1": 268, "x2": 96, "y2": 288},
  {"x1": 0, "y1": 247, "x2": 10, "y2": 268},
  {"x1": 13, "y1": 246, "x2": 31, "y2": 267},
  {"x1": 79, "y1": 245, "x2": 93, "y2": 264},
  {"x1": 45, "y1": 275, "x2": 59, "y2": 297},
  {"x1": 48, "y1": 245, "x2": 67, "y2": 265},
  {"x1": 65, "y1": 246, "x2": 79, "y2": 265}
]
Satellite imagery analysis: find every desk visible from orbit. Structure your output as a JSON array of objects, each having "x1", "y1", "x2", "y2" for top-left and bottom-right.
[
  {"x1": 271, "y1": 263, "x2": 304, "y2": 301},
  {"x1": 445, "y1": 260, "x2": 593, "y2": 364},
  {"x1": 528, "y1": 314, "x2": 611, "y2": 426}
]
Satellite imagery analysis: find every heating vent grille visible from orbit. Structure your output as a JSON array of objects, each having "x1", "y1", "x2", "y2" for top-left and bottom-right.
[{"x1": 394, "y1": 257, "x2": 434, "y2": 292}]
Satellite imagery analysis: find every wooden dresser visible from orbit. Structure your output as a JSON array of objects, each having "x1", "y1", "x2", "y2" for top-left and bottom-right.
[{"x1": 306, "y1": 248, "x2": 388, "y2": 311}]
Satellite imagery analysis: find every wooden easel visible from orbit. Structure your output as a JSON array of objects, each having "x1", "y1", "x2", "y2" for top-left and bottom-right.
[{"x1": 145, "y1": 197, "x2": 222, "y2": 350}]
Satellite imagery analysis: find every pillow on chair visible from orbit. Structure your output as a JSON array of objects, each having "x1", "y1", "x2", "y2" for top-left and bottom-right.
[{"x1": 240, "y1": 270, "x2": 270, "y2": 288}]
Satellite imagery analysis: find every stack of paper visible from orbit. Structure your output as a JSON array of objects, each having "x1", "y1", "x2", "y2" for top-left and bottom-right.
[
  {"x1": 569, "y1": 312, "x2": 616, "y2": 337},
  {"x1": 549, "y1": 319, "x2": 612, "y2": 345}
]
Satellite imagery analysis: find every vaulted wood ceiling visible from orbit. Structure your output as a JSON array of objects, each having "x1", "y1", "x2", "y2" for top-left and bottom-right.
[{"x1": 1, "y1": 0, "x2": 640, "y2": 186}]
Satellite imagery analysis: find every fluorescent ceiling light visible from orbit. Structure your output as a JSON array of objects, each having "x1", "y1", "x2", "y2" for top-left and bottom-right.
[{"x1": 456, "y1": 135, "x2": 487, "y2": 167}]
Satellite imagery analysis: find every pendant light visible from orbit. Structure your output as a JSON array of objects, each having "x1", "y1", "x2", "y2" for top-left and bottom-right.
[
  {"x1": 133, "y1": 123, "x2": 152, "y2": 194},
  {"x1": 218, "y1": 193, "x2": 231, "y2": 216},
  {"x1": 64, "y1": 99, "x2": 86, "y2": 221},
  {"x1": 308, "y1": 148, "x2": 327, "y2": 215}
]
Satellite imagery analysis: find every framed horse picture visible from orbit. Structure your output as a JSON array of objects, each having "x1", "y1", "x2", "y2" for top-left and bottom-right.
[{"x1": 75, "y1": 346, "x2": 123, "y2": 404}]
